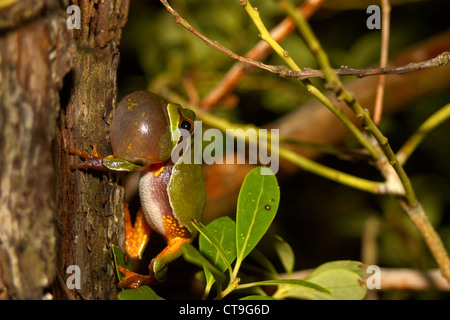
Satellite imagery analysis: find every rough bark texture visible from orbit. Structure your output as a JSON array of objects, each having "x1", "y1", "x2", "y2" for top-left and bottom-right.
[
  {"x1": 0, "y1": 0, "x2": 129, "y2": 300},
  {"x1": 0, "y1": 0, "x2": 74, "y2": 299},
  {"x1": 55, "y1": 0, "x2": 130, "y2": 300}
]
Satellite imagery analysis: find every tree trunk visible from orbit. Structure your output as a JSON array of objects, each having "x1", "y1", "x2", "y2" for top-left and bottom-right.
[
  {"x1": 0, "y1": 0, "x2": 130, "y2": 300},
  {"x1": 55, "y1": 0, "x2": 130, "y2": 300},
  {"x1": 0, "y1": 0, "x2": 74, "y2": 299}
]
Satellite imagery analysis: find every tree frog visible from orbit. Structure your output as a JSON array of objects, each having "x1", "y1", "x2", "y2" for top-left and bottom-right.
[{"x1": 69, "y1": 91, "x2": 206, "y2": 289}]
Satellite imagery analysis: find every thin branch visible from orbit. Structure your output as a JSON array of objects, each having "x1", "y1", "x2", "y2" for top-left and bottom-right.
[
  {"x1": 159, "y1": 0, "x2": 450, "y2": 96},
  {"x1": 201, "y1": 0, "x2": 326, "y2": 109},
  {"x1": 280, "y1": 0, "x2": 450, "y2": 283},
  {"x1": 160, "y1": 0, "x2": 450, "y2": 283},
  {"x1": 396, "y1": 103, "x2": 450, "y2": 166},
  {"x1": 279, "y1": 0, "x2": 416, "y2": 205},
  {"x1": 159, "y1": 0, "x2": 284, "y2": 75},
  {"x1": 292, "y1": 53, "x2": 450, "y2": 79},
  {"x1": 160, "y1": 89, "x2": 389, "y2": 196},
  {"x1": 373, "y1": 0, "x2": 391, "y2": 125},
  {"x1": 240, "y1": 0, "x2": 380, "y2": 160},
  {"x1": 161, "y1": 0, "x2": 380, "y2": 159},
  {"x1": 400, "y1": 202, "x2": 450, "y2": 284}
]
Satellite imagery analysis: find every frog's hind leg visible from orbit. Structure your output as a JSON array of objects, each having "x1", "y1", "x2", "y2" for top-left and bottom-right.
[
  {"x1": 119, "y1": 207, "x2": 192, "y2": 288},
  {"x1": 149, "y1": 215, "x2": 192, "y2": 283},
  {"x1": 125, "y1": 204, "x2": 152, "y2": 260},
  {"x1": 117, "y1": 205, "x2": 155, "y2": 289}
]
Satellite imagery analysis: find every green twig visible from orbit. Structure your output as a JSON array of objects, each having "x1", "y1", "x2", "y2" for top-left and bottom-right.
[
  {"x1": 159, "y1": 0, "x2": 450, "y2": 283},
  {"x1": 160, "y1": 89, "x2": 389, "y2": 195},
  {"x1": 397, "y1": 103, "x2": 450, "y2": 165},
  {"x1": 401, "y1": 202, "x2": 450, "y2": 283},
  {"x1": 279, "y1": 0, "x2": 416, "y2": 205},
  {"x1": 280, "y1": 0, "x2": 450, "y2": 282},
  {"x1": 240, "y1": 0, "x2": 380, "y2": 160}
]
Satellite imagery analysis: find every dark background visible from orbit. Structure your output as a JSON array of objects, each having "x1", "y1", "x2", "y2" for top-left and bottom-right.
[{"x1": 117, "y1": 0, "x2": 450, "y2": 300}]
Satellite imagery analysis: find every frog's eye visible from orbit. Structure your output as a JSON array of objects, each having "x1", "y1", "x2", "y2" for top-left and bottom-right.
[{"x1": 179, "y1": 119, "x2": 194, "y2": 134}]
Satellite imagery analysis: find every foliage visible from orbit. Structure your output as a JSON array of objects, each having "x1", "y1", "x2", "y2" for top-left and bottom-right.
[
  {"x1": 117, "y1": 0, "x2": 450, "y2": 299},
  {"x1": 113, "y1": 167, "x2": 368, "y2": 300}
]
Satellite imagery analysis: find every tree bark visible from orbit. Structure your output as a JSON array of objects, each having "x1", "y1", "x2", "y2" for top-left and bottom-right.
[
  {"x1": 0, "y1": 0, "x2": 129, "y2": 300},
  {"x1": 0, "y1": 0, "x2": 74, "y2": 299},
  {"x1": 55, "y1": 0, "x2": 130, "y2": 300}
]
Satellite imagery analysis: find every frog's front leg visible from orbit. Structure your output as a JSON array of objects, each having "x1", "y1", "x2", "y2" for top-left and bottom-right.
[
  {"x1": 68, "y1": 143, "x2": 111, "y2": 172},
  {"x1": 69, "y1": 144, "x2": 155, "y2": 281}
]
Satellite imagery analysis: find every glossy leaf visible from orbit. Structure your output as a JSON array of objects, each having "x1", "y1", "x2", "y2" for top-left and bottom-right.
[
  {"x1": 235, "y1": 167, "x2": 280, "y2": 268},
  {"x1": 249, "y1": 249, "x2": 278, "y2": 277},
  {"x1": 197, "y1": 217, "x2": 237, "y2": 294},
  {"x1": 111, "y1": 244, "x2": 133, "y2": 282},
  {"x1": 306, "y1": 269, "x2": 367, "y2": 300},
  {"x1": 306, "y1": 260, "x2": 366, "y2": 279},
  {"x1": 247, "y1": 279, "x2": 329, "y2": 293},
  {"x1": 240, "y1": 295, "x2": 279, "y2": 300},
  {"x1": 183, "y1": 244, "x2": 226, "y2": 285},
  {"x1": 103, "y1": 157, "x2": 142, "y2": 172},
  {"x1": 275, "y1": 260, "x2": 367, "y2": 300},
  {"x1": 118, "y1": 286, "x2": 164, "y2": 300},
  {"x1": 273, "y1": 235, "x2": 295, "y2": 276},
  {"x1": 199, "y1": 216, "x2": 237, "y2": 272}
]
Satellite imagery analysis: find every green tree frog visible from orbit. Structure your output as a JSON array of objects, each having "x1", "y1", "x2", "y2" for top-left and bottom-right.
[{"x1": 69, "y1": 91, "x2": 206, "y2": 289}]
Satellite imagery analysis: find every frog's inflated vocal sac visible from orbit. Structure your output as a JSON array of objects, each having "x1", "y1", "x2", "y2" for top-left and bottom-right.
[{"x1": 70, "y1": 91, "x2": 206, "y2": 289}]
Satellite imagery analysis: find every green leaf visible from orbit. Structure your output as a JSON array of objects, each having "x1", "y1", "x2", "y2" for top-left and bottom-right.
[
  {"x1": 248, "y1": 249, "x2": 278, "y2": 277},
  {"x1": 304, "y1": 269, "x2": 367, "y2": 300},
  {"x1": 118, "y1": 286, "x2": 165, "y2": 300},
  {"x1": 112, "y1": 245, "x2": 165, "y2": 300},
  {"x1": 197, "y1": 217, "x2": 237, "y2": 294},
  {"x1": 306, "y1": 260, "x2": 366, "y2": 279},
  {"x1": 111, "y1": 244, "x2": 132, "y2": 282},
  {"x1": 240, "y1": 295, "x2": 279, "y2": 300},
  {"x1": 202, "y1": 267, "x2": 216, "y2": 299},
  {"x1": 199, "y1": 216, "x2": 237, "y2": 272},
  {"x1": 235, "y1": 167, "x2": 280, "y2": 269},
  {"x1": 183, "y1": 244, "x2": 226, "y2": 285},
  {"x1": 273, "y1": 235, "x2": 295, "y2": 276},
  {"x1": 245, "y1": 279, "x2": 329, "y2": 294},
  {"x1": 274, "y1": 260, "x2": 368, "y2": 300},
  {"x1": 103, "y1": 157, "x2": 142, "y2": 172}
]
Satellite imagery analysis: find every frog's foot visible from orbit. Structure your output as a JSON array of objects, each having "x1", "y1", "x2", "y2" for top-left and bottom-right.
[
  {"x1": 125, "y1": 204, "x2": 152, "y2": 260},
  {"x1": 150, "y1": 236, "x2": 191, "y2": 282},
  {"x1": 117, "y1": 266, "x2": 158, "y2": 289},
  {"x1": 68, "y1": 143, "x2": 110, "y2": 171}
]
